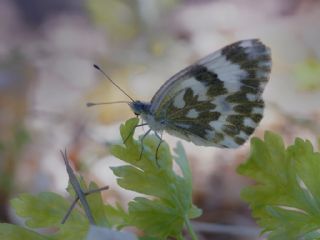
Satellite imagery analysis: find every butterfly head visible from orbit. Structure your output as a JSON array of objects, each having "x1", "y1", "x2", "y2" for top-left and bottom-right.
[{"x1": 129, "y1": 101, "x2": 151, "y2": 116}]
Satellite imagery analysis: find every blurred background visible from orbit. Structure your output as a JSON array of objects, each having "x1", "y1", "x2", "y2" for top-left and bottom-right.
[{"x1": 0, "y1": 0, "x2": 320, "y2": 239}]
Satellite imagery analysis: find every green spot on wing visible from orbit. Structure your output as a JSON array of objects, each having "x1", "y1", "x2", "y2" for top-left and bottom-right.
[
  {"x1": 212, "y1": 132, "x2": 224, "y2": 142},
  {"x1": 207, "y1": 84, "x2": 228, "y2": 97},
  {"x1": 251, "y1": 114, "x2": 263, "y2": 123},
  {"x1": 223, "y1": 124, "x2": 240, "y2": 136},
  {"x1": 226, "y1": 92, "x2": 248, "y2": 103},
  {"x1": 233, "y1": 104, "x2": 253, "y2": 114},
  {"x1": 226, "y1": 115, "x2": 244, "y2": 126},
  {"x1": 195, "y1": 67, "x2": 218, "y2": 84},
  {"x1": 234, "y1": 136, "x2": 246, "y2": 145},
  {"x1": 242, "y1": 79, "x2": 261, "y2": 88},
  {"x1": 241, "y1": 126, "x2": 255, "y2": 135},
  {"x1": 198, "y1": 111, "x2": 221, "y2": 120},
  {"x1": 240, "y1": 85, "x2": 257, "y2": 93}
]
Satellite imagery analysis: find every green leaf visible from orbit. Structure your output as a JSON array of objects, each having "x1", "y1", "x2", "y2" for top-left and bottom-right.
[
  {"x1": 103, "y1": 203, "x2": 128, "y2": 229},
  {"x1": 128, "y1": 197, "x2": 184, "y2": 237},
  {"x1": 11, "y1": 192, "x2": 90, "y2": 239},
  {"x1": 0, "y1": 224, "x2": 48, "y2": 240},
  {"x1": 174, "y1": 141, "x2": 192, "y2": 187},
  {"x1": 11, "y1": 192, "x2": 86, "y2": 228},
  {"x1": 110, "y1": 118, "x2": 200, "y2": 239},
  {"x1": 53, "y1": 222, "x2": 89, "y2": 240},
  {"x1": 9, "y1": 187, "x2": 128, "y2": 239},
  {"x1": 188, "y1": 205, "x2": 203, "y2": 219},
  {"x1": 238, "y1": 131, "x2": 320, "y2": 239},
  {"x1": 5, "y1": 118, "x2": 200, "y2": 239},
  {"x1": 85, "y1": 182, "x2": 111, "y2": 227},
  {"x1": 65, "y1": 175, "x2": 110, "y2": 227}
]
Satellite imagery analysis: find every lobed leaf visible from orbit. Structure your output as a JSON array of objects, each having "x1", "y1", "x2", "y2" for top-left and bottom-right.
[
  {"x1": 0, "y1": 224, "x2": 48, "y2": 240},
  {"x1": 103, "y1": 203, "x2": 128, "y2": 229},
  {"x1": 110, "y1": 118, "x2": 200, "y2": 239},
  {"x1": 11, "y1": 192, "x2": 85, "y2": 228},
  {"x1": 238, "y1": 131, "x2": 320, "y2": 239}
]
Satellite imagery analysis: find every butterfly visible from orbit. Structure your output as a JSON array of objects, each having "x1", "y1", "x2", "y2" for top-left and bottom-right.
[{"x1": 90, "y1": 39, "x2": 271, "y2": 155}]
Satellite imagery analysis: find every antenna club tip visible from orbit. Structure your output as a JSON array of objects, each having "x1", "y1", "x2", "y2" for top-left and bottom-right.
[
  {"x1": 93, "y1": 64, "x2": 100, "y2": 70},
  {"x1": 86, "y1": 102, "x2": 94, "y2": 107}
]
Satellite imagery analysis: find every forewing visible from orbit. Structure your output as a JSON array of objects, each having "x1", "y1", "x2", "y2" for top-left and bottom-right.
[{"x1": 150, "y1": 39, "x2": 271, "y2": 148}]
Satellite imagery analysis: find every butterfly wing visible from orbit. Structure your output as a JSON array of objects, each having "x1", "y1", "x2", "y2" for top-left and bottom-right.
[{"x1": 150, "y1": 39, "x2": 271, "y2": 148}]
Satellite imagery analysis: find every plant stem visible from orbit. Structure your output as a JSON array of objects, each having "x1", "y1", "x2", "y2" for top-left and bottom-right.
[{"x1": 185, "y1": 217, "x2": 198, "y2": 240}]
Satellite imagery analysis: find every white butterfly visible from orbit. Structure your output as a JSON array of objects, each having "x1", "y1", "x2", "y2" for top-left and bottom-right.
[{"x1": 90, "y1": 39, "x2": 271, "y2": 153}]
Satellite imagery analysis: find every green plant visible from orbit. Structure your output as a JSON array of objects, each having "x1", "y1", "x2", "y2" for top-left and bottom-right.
[
  {"x1": 2, "y1": 119, "x2": 320, "y2": 239},
  {"x1": 238, "y1": 131, "x2": 320, "y2": 239},
  {"x1": 0, "y1": 118, "x2": 201, "y2": 239}
]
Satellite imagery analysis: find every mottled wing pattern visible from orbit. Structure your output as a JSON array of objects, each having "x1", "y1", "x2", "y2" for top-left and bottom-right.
[{"x1": 150, "y1": 39, "x2": 271, "y2": 148}]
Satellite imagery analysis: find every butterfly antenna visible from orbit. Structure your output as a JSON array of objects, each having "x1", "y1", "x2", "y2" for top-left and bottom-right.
[
  {"x1": 93, "y1": 64, "x2": 135, "y2": 102},
  {"x1": 86, "y1": 101, "x2": 130, "y2": 107}
]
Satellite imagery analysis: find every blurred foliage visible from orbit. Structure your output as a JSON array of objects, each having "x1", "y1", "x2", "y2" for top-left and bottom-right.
[
  {"x1": 238, "y1": 132, "x2": 320, "y2": 239},
  {"x1": 85, "y1": 0, "x2": 180, "y2": 42},
  {"x1": 0, "y1": 125, "x2": 30, "y2": 194},
  {"x1": 86, "y1": 0, "x2": 139, "y2": 41},
  {"x1": 0, "y1": 45, "x2": 32, "y2": 221},
  {"x1": 294, "y1": 58, "x2": 320, "y2": 91}
]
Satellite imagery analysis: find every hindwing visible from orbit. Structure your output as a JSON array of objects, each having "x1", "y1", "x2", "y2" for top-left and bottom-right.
[{"x1": 150, "y1": 39, "x2": 271, "y2": 148}]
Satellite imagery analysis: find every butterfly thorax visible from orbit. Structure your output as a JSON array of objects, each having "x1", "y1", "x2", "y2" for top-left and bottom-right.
[{"x1": 129, "y1": 101, "x2": 166, "y2": 131}]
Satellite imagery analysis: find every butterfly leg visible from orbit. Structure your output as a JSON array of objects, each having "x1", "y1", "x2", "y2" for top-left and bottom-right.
[
  {"x1": 123, "y1": 121, "x2": 148, "y2": 144},
  {"x1": 138, "y1": 128, "x2": 152, "y2": 160},
  {"x1": 154, "y1": 132, "x2": 163, "y2": 167}
]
